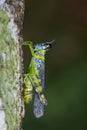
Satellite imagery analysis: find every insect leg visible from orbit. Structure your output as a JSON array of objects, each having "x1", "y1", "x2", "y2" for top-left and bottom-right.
[{"x1": 39, "y1": 93, "x2": 47, "y2": 106}]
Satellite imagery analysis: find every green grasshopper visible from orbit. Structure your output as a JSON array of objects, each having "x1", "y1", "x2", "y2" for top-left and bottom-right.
[{"x1": 23, "y1": 40, "x2": 54, "y2": 118}]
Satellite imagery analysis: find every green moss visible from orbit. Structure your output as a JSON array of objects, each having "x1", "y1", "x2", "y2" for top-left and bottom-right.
[{"x1": 0, "y1": 10, "x2": 22, "y2": 130}]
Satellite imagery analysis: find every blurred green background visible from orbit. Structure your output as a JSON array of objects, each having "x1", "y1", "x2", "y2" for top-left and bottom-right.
[{"x1": 23, "y1": 0, "x2": 87, "y2": 130}]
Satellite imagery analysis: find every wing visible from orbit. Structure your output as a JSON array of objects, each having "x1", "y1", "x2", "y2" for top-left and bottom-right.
[
  {"x1": 33, "y1": 93, "x2": 44, "y2": 118},
  {"x1": 35, "y1": 59, "x2": 45, "y2": 92},
  {"x1": 39, "y1": 60, "x2": 45, "y2": 92},
  {"x1": 33, "y1": 59, "x2": 47, "y2": 118}
]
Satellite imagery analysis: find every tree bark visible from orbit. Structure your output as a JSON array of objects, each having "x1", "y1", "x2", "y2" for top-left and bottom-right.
[{"x1": 0, "y1": 0, "x2": 25, "y2": 130}]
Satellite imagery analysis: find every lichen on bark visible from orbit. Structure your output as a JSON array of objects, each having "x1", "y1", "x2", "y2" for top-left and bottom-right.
[{"x1": 0, "y1": 1, "x2": 25, "y2": 130}]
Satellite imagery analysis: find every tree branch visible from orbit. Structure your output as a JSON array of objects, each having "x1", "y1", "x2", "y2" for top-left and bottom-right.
[{"x1": 0, "y1": 0, "x2": 25, "y2": 130}]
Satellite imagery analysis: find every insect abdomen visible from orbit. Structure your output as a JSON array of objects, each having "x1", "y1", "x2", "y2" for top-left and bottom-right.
[{"x1": 24, "y1": 76, "x2": 33, "y2": 103}]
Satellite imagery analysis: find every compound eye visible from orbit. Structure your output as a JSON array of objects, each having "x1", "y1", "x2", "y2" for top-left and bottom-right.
[
  {"x1": 45, "y1": 43, "x2": 52, "y2": 50},
  {"x1": 47, "y1": 43, "x2": 52, "y2": 49}
]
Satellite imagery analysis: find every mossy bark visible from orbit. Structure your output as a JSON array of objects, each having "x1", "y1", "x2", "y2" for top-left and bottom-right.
[{"x1": 0, "y1": 1, "x2": 25, "y2": 130}]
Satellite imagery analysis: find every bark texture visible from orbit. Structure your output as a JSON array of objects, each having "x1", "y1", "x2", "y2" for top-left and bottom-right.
[{"x1": 0, "y1": 0, "x2": 25, "y2": 130}]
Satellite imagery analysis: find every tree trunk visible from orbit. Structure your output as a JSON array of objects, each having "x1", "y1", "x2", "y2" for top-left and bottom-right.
[{"x1": 0, "y1": 0, "x2": 25, "y2": 130}]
